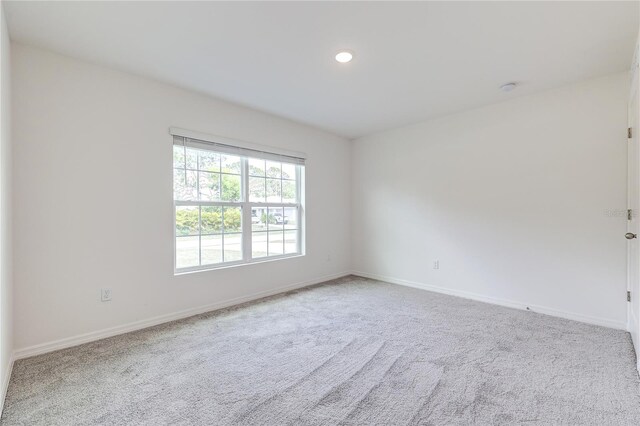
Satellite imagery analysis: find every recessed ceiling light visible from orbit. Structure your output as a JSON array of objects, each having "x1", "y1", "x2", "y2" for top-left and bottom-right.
[
  {"x1": 500, "y1": 82, "x2": 517, "y2": 92},
  {"x1": 335, "y1": 50, "x2": 354, "y2": 63}
]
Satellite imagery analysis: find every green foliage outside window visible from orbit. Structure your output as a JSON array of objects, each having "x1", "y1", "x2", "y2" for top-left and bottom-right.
[{"x1": 176, "y1": 208, "x2": 241, "y2": 236}]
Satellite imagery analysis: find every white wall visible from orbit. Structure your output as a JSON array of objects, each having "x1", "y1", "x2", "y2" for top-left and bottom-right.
[
  {"x1": 0, "y1": 2, "x2": 12, "y2": 411},
  {"x1": 352, "y1": 72, "x2": 630, "y2": 329},
  {"x1": 8, "y1": 41, "x2": 632, "y2": 359},
  {"x1": 11, "y1": 43, "x2": 351, "y2": 354}
]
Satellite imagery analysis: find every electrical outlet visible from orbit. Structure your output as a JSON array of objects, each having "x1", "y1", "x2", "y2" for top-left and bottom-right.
[
  {"x1": 101, "y1": 288, "x2": 112, "y2": 302},
  {"x1": 433, "y1": 260, "x2": 440, "y2": 270}
]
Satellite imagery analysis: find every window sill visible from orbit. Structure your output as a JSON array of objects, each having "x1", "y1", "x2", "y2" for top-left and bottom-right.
[{"x1": 174, "y1": 253, "x2": 305, "y2": 276}]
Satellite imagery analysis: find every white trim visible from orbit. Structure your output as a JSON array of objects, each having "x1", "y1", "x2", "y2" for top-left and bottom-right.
[
  {"x1": 13, "y1": 271, "x2": 351, "y2": 360},
  {"x1": 353, "y1": 271, "x2": 628, "y2": 331},
  {"x1": 11, "y1": 270, "x2": 630, "y2": 368},
  {"x1": 631, "y1": 39, "x2": 639, "y2": 73},
  {"x1": 169, "y1": 127, "x2": 306, "y2": 160},
  {"x1": 175, "y1": 253, "x2": 304, "y2": 275},
  {"x1": 173, "y1": 142, "x2": 304, "y2": 274},
  {"x1": 0, "y1": 353, "x2": 14, "y2": 416},
  {"x1": 629, "y1": 308, "x2": 639, "y2": 375}
]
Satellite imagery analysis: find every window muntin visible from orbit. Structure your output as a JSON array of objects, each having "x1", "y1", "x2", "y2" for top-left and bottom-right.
[{"x1": 173, "y1": 142, "x2": 303, "y2": 272}]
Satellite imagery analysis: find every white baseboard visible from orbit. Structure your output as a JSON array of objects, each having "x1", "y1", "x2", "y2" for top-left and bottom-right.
[
  {"x1": 13, "y1": 271, "x2": 351, "y2": 360},
  {"x1": 353, "y1": 271, "x2": 627, "y2": 331},
  {"x1": 0, "y1": 353, "x2": 14, "y2": 417},
  {"x1": 10, "y1": 269, "x2": 629, "y2": 360}
]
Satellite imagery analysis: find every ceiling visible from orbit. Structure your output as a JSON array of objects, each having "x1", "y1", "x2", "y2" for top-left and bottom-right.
[{"x1": 4, "y1": 1, "x2": 639, "y2": 139}]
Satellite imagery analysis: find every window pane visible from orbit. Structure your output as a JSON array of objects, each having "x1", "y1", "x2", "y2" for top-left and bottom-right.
[
  {"x1": 268, "y1": 231, "x2": 284, "y2": 255},
  {"x1": 199, "y1": 171, "x2": 220, "y2": 201},
  {"x1": 268, "y1": 207, "x2": 284, "y2": 231},
  {"x1": 284, "y1": 207, "x2": 298, "y2": 229},
  {"x1": 174, "y1": 169, "x2": 197, "y2": 201},
  {"x1": 251, "y1": 207, "x2": 267, "y2": 231},
  {"x1": 266, "y1": 161, "x2": 281, "y2": 178},
  {"x1": 221, "y1": 155, "x2": 241, "y2": 174},
  {"x1": 285, "y1": 230, "x2": 298, "y2": 254},
  {"x1": 252, "y1": 232, "x2": 268, "y2": 258},
  {"x1": 198, "y1": 151, "x2": 220, "y2": 172},
  {"x1": 282, "y1": 163, "x2": 296, "y2": 180},
  {"x1": 202, "y1": 235, "x2": 223, "y2": 265},
  {"x1": 221, "y1": 174, "x2": 241, "y2": 202},
  {"x1": 249, "y1": 158, "x2": 265, "y2": 177},
  {"x1": 224, "y1": 233, "x2": 242, "y2": 262},
  {"x1": 223, "y1": 207, "x2": 242, "y2": 233},
  {"x1": 176, "y1": 236, "x2": 199, "y2": 268},
  {"x1": 266, "y1": 178, "x2": 281, "y2": 202},
  {"x1": 282, "y1": 180, "x2": 297, "y2": 203},
  {"x1": 201, "y1": 206, "x2": 222, "y2": 234},
  {"x1": 173, "y1": 145, "x2": 185, "y2": 169},
  {"x1": 183, "y1": 147, "x2": 198, "y2": 169},
  {"x1": 249, "y1": 177, "x2": 266, "y2": 202},
  {"x1": 175, "y1": 145, "x2": 303, "y2": 270},
  {"x1": 175, "y1": 206, "x2": 199, "y2": 236}
]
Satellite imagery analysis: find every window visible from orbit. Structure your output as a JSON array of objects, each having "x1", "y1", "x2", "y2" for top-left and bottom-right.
[{"x1": 173, "y1": 133, "x2": 304, "y2": 272}]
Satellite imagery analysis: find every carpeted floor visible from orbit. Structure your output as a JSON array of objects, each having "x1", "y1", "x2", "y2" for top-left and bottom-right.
[{"x1": 2, "y1": 275, "x2": 640, "y2": 425}]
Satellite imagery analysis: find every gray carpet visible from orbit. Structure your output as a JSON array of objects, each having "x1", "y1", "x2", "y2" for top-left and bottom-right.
[{"x1": 2, "y1": 275, "x2": 640, "y2": 425}]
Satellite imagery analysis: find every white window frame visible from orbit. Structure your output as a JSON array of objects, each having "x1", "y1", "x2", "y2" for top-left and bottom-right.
[{"x1": 172, "y1": 129, "x2": 305, "y2": 274}]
